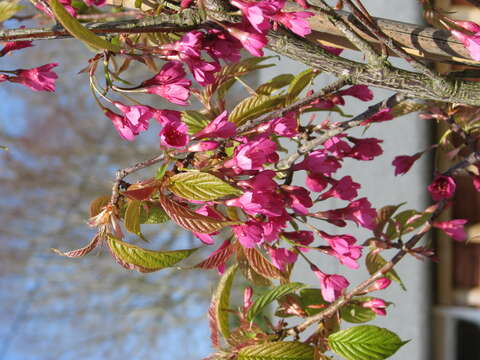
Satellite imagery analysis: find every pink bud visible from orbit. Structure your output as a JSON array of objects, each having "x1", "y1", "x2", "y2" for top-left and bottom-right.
[
  {"x1": 243, "y1": 286, "x2": 253, "y2": 311},
  {"x1": 369, "y1": 277, "x2": 392, "y2": 292},
  {"x1": 187, "y1": 141, "x2": 220, "y2": 152}
]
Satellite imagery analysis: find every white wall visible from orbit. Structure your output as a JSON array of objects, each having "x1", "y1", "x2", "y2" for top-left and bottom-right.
[{"x1": 260, "y1": 1, "x2": 431, "y2": 359}]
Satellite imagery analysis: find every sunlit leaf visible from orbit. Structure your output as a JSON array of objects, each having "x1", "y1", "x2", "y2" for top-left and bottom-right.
[
  {"x1": 182, "y1": 110, "x2": 211, "y2": 135},
  {"x1": 328, "y1": 325, "x2": 408, "y2": 360},
  {"x1": 139, "y1": 203, "x2": 169, "y2": 224},
  {"x1": 243, "y1": 247, "x2": 285, "y2": 280},
  {"x1": 229, "y1": 94, "x2": 286, "y2": 126},
  {"x1": 195, "y1": 240, "x2": 235, "y2": 269},
  {"x1": 48, "y1": 0, "x2": 121, "y2": 52},
  {"x1": 340, "y1": 302, "x2": 376, "y2": 324},
  {"x1": 209, "y1": 264, "x2": 238, "y2": 343},
  {"x1": 247, "y1": 282, "x2": 305, "y2": 321},
  {"x1": 298, "y1": 288, "x2": 328, "y2": 316},
  {"x1": 366, "y1": 251, "x2": 406, "y2": 290},
  {"x1": 287, "y1": 68, "x2": 318, "y2": 102},
  {"x1": 124, "y1": 200, "x2": 142, "y2": 236},
  {"x1": 0, "y1": 1, "x2": 24, "y2": 23},
  {"x1": 107, "y1": 235, "x2": 197, "y2": 273},
  {"x1": 168, "y1": 171, "x2": 242, "y2": 201},
  {"x1": 238, "y1": 341, "x2": 314, "y2": 360},
  {"x1": 256, "y1": 74, "x2": 294, "y2": 95},
  {"x1": 159, "y1": 193, "x2": 235, "y2": 233}
]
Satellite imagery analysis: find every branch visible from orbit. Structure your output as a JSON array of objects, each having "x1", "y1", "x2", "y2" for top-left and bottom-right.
[
  {"x1": 276, "y1": 93, "x2": 407, "y2": 171},
  {"x1": 110, "y1": 153, "x2": 165, "y2": 205},
  {"x1": 266, "y1": 29, "x2": 480, "y2": 106}
]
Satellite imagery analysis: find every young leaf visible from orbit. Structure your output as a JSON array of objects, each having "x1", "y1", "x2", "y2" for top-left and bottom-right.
[
  {"x1": 89, "y1": 195, "x2": 111, "y2": 218},
  {"x1": 340, "y1": 303, "x2": 376, "y2": 324},
  {"x1": 256, "y1": 74, "x2": 295, "y2": 95},
  {"x1": 238, "y1": 341, "x2": 314, "y2": 360},
  {"x1": 209, "y1": 264, "x2": 238, "y2": 342},
  {"x1": 159, "y1": 193, "x2": 235, "y2": 233},
  {"x1": 0, "y1": 1, "x2": 24, "y2": 22},
  {"x1": 328, "y1": 325, "x2": 408, "y2": 360},
  {"x1": 122, "y1": 182, "x2": 158, "y2": 201},
  {"x1": 243, "y1": 247, "x2": 286, "y2": 281},
  {"x1": 182, "y1": 111, "x2": 211, "y2": 135},
  {"x1": 287, "y1": 69, "x2": 318, "y2": 102},
  {"x1": 373, "y1": 203, "x2": 405, "y2": 238},
  {"x1": 124, "y1": 200, "x2": 142, "y2": 236},
  {"x1": 194, "y1": 240, "x2": 235, "y2": 269},
  {"x1": 229, "y1": 94, "x2": 286, "y2": 126},
  {"x1": 139, "y1": 203, "x2": 169, "y2": 224},
  {"x1": 107, "y1": 235, "x2": 197, "y2": 273},
  {"x1": 155, "y1": 163, "x2": 168, "y2": 181},
  {"x1": 366, "y1": 251, "x2": 406, "y2": 290},
  {"x1": 48, "y1": 0, "x2": 121, "y2": 52},
  {"x1": 52, "y1": 235, "x2": 101, "y2": 258},
  {"x1": 298, "y1": 288, "x2": 328, "y2": 316},
  {"x1": 168, "y1": 171, "x2": 242, "y2": 201},
  {"x1": 247, "y1": 282, "x2": 305, "y2": 321}
]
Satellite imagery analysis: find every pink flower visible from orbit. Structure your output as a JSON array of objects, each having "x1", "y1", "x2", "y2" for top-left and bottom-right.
[
  {"x1": 114, "y1": 102, "x2": 152, "y2": 131},
  {"x1": 348, "y1": 137, "x2": 383, "y2": 161},
  {"x1": 362, "y1": 298, "x2": 387, "y2": 316},
  {"x1": 184, "y1": 57, "x2": 220, "y2": 86},
  {"x1": 226, "y1": 189, "x2": 284, "y2": 217},
  {"x1": 141, "y1": 62, "x2": 191, "y2": 105},
  {"x1": 367, "y1": 278, "x2": 392, "y2": 292},
  {"x1": 238, "y1": 170, "x2": 278, "y2": 192},
  {"x1": 433, "y1": 219, "x2": 468, "y2": 241},
  {"x1": 273, "y1": 11, "x2": 313, "y2": 37},
  {"x1": 0, "y1": 41, "x2": 33, "y2": 57},
  {"x1": 226, "y1": 24, "x2": 268, "y2": 57},
  {"x1": 320, "y1": 232, "x2": 362, "y2": 269},
  {"x1": 204, "y1": 29, "x2": 242, "y2": 62},
  {"x1": 451, "y1": 29, "x2": 480, "y2": 61},
  {"x1": 233, "y1": 221, "x2": 265, "y2": 248},
  {"x1": 267, "y1": 247, "x2": 298, "y2": 270},
  {"x1": 339, "y1": 85, "x2": 373, "y2": 102},
  {"x1": 282, "y1": 231, "x2": 314, "y2": 251},
  {"x1": 311, "y1": 265, "x2": 349, "y2": 302},
  {"x1": 229, "y1": 137, "x2": 278, "y2": 170},
  {"x1": 295, "y1": 150, "x2": 341, "y2": 175},
  {"x1": 152, "y1": 109, "x2": 182, "y2": 126},
  {"x1": 392, "y1": 153, "x2": 421, "y2": 176},
  {"x1": 318, "y1": 176, "x2": 360, "y2": 201},
  {"x1": 230, "y1": 0, "x2": 278, "y2": 33},
  {"x1": 8, "y1": 63, "x2": 58, "y2": 92},
  {"x1": 188, "y1": 141, "x2": 220, "y2": 152},
  {"x1": 323, "y1": 135, "x2": 351, "y2": 157},
  {"x1": 105, "y1": 109, "x2": 136, "y2": 141},
  {"x1": 361, "y1": 108, "x2": 394, "y2": 125},
  {"x1": 281, "y1": 185, "x2": 313, "y2": 215},
  {"x1": 159, "y1": 120, "x2": 189, "y2": 148},
  {"x1": 194, "y1": 111, "x2": 236, "y2": 139},
  {"x1": 84, "y1": 0, "x2": 106, "y2": 6},
  {"x1": 305, "y1": 172, "x2": 329, "y2": 192},
  {"x1": 317, "y1": 198, "x2": 377, "y2": 229},
  {"x1": 270, "y1": 112, "x2": 298, "y2": 137},
  {"x1": 428, "y1": 175, "x2": 456, "y2": 201}
]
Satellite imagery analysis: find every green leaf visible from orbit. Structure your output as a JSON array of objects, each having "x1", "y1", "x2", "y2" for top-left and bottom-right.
[
  {"x1": 139, "y1": 203, "x2": 169, "y2": 224},
  {"x1": 210, "y1": 264, "x2": 238, "y2": 341},
  {"x1": 124, "y1": 200, "x2": 142, "y2": 236},
  {"x1": 366, "y1": 251, "x2": 406, "y2": 291},
  {"x1": 340, "y1": 303, "x2": 376, "y2": 324},
  {"x1": 48, "y1": 0, "x2": 121, "y2": 52},
  {"x1": 287, "y1": 69, "x2": 318, "y2": 102},
  {"x1": 229, "y1": 94, "x2": 285, "y2": 126},
  {"x1": 298, "y1": 288, "x2": 328, "y2": 316},
  {"x1": 168, "y1": 171, "x2": 242, "y2": 201},
  {"x1": 385, "y1": 210, "x2": 430, "y2": 239},
  {"x1": 247, "y1": 282, "x2": 305, "y2": 321},
  {"x1": 328, "y1": 325, "x2": 408, "y2": 360},
  {"x1": 181, "y1": 110, "x2": 211, "y2": 135},
  {"x1": 256, "y1": 74, "x2": 294, "y2": 95},
  {"x1": 155, "y1": 163, "x2": 168, "y2": 181},
  {"x1": 0, "y1": 1, "x2": 23, "y2": 23},
  {"x1": 238, "y1": 341, "x2": 314, "y2": 360},
  {"x1": 107, "y1": 235, "x2": 197, "y2": 273}
]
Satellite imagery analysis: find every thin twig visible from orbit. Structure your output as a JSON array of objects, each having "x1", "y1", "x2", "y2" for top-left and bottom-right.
[
  {"x1": 276, "y1": 93, "x2": 407, "y2": 170},
  {"x1": 110, "y1": 153, "x2": 165, "y2": 205}
]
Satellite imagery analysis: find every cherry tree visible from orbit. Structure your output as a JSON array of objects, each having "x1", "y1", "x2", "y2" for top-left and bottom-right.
[{"x1": 1, "y1": 0, "x2": 480, "y2": 359}]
